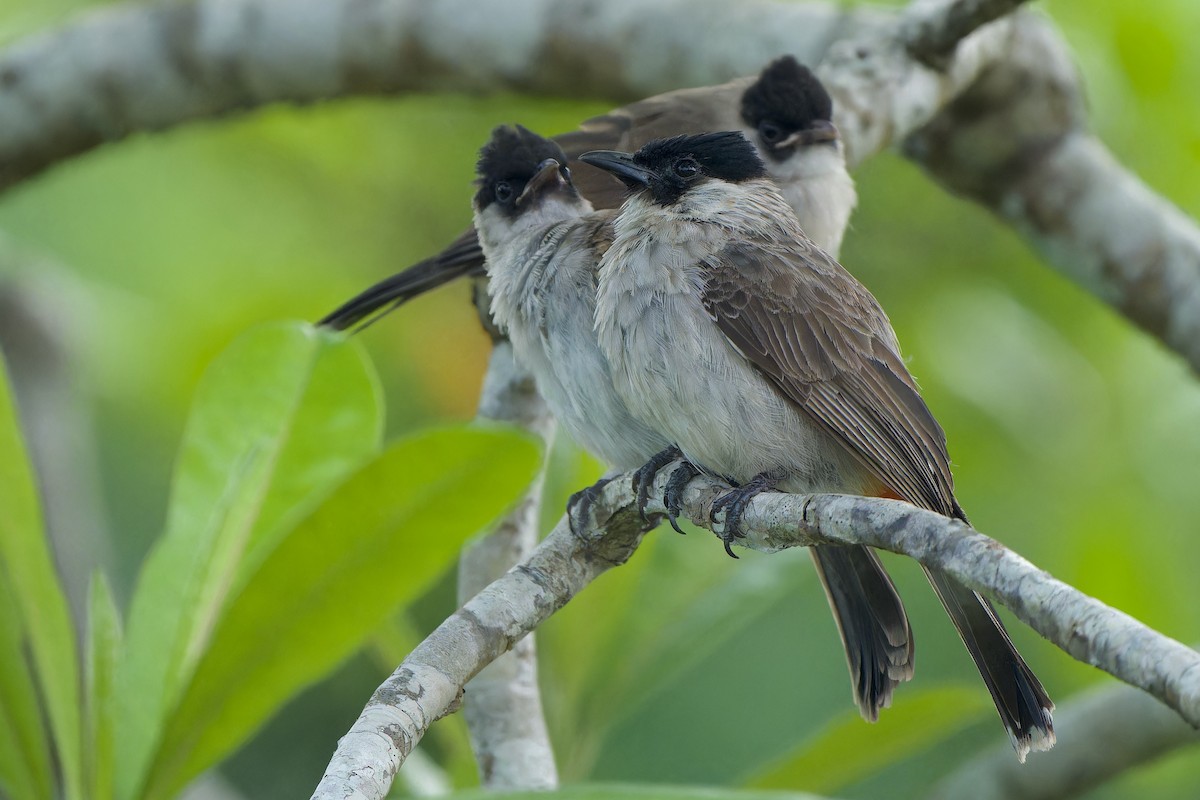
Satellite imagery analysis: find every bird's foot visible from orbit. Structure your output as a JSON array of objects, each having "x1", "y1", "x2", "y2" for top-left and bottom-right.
[
  {"x1": 663, "y1": 461, "x2": 702, "y2": 534},
  {"x1": 710, "y1": 472, "x2": 778, "y2": 558},
  {"x1": 631, "y1": 446, "x2": 684, "y2": 521},
  {"x1": 567, "y1": 474, "x2": 616, "y2": 536}
]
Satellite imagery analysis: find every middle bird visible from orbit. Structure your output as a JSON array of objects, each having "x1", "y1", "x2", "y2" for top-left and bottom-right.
[
  {"x1": 473, "y1": 124, "x2": 913, "y2": 724},
  {"x1": 581, "y1": 131, "x2": 1054, "y2": 759}
]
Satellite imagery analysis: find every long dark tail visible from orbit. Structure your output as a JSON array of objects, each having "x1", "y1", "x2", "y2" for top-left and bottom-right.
[
  {"x1": 318, "y1": 229, "x2": 486, "y2": 332},
  {"x1": 923, "y1": 559, "x2": 1055, "y2": 761},
  {"x1": 810, "y1": 544, "x2": 915, "y2": 721}
]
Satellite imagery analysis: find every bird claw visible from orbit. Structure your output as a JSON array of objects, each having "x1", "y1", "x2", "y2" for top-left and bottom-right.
[
  {"x1": 709, "y1": 472, "x2": 776, "y2": 558},
  {"x1": 631, "y1": 446, "x2": 683, "y2": 521},
  {"x1": 567, "y1": 475, "x2": 615, "y2": 536},
  {"x1": 663, "y1": 461, "x2": 701, "y2": 534}
]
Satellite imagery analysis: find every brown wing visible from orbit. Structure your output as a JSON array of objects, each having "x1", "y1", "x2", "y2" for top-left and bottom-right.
[
  {"x1": 703, "y1": 238, "x2": 957, "y2": 516},
  {"x1": 705, "y1": 240, "x2": 1056, "y2": 753}
]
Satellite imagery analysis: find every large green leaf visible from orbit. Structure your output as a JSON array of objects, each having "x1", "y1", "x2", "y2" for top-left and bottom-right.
[
  {"x1": 0, "y1": 353, "x2": 81, "y2": 799},
  {"x1": 0, "y1": 573, "x2": 53, "y2": 800},
  {"x1": 744, "y1": 686, "x2": 990, "y2": 793},
  {"x1": 447, "y1": 785, "x2": 833, "y2": 800},
  {"x1": 142, "y1": 425, "x2": 541, "y2": 799},
  {"x1": 116, "y1": 322, "x2": 382, "y2": 800},
  {"x1": 86, "y1": 572, "x2": 123, "y2": 800}
]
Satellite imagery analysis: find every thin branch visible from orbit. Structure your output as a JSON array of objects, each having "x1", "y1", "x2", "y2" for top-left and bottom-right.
[
  {"x1": 932, "y1": 678, "x2": 1200, "y2": 800},
  {"x1": 311, "y1": 491, "x2": 651, "y2": 800},
  {"x1": 313, "y1": 465, "x2": 1200, "y2": 799},
  {"x1": 458, "y1": 343, "x2": 558, "y2": 790}
]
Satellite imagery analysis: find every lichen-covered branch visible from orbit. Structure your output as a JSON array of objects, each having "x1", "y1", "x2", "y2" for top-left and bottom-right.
[
  {"x1": 932, "y1": 677, "x2": 1200, "y2": 800},
  {"x1": 458, "y1": 343, "x2": 558, "y2": 789},
  {"x1": 311, "y1": 489, "x2": 651, "y2": 800},
  {"x1": 314, "y1": 464, "x2": 1200, "y2": 799},
  {"x1": 0, "y1": 0, "x2": 884, "y2": 192}
]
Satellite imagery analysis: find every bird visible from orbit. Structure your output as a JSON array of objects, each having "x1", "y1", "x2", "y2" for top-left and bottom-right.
[
  {"x1": 582, "y1": 131, "x2": 1055, "y2": 759},
  {"x1": 473, "y1": 124, "x2": 667, "y2": 471},
  {"x1": 471, "y1": 123, "x2": 914, "y2": 727},
  {"x1": 318, "y1": 55, "x2": 856, "y2": 332}
]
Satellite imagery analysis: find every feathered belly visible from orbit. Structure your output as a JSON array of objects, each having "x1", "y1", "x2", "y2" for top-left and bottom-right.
[{"x1": 614, "y1": 292, "x2": 864, "y2": 493}]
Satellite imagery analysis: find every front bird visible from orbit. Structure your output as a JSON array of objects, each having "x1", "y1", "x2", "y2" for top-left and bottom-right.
[
  {"x1": 582, "y1": 132, "x2": 1055, "y2": 760},
  {"x1": 472, "y1": 124, "x2": 913, "y2": 726},
  {"x1": 319, "y1": 56, "x2": 856, "y2": 332}
]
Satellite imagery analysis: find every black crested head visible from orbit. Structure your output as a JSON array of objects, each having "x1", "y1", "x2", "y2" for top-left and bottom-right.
[
  {"x1": 630, "y1": 131, "x2": 765, "y2": 205},
  {"x1": 740, "y1": 56, "x2": 835, "y2": 158},
  {"x1": 474, "y1": 125, "x2": 570, "y2": 214}
]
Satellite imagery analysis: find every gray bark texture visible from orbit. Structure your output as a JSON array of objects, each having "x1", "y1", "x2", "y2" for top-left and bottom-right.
[{"x1": 458, "y1": 343, "x2": 558, "y2": 790}]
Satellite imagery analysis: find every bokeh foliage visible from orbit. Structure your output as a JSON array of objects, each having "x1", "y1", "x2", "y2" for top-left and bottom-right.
[{"x1": 1, "y1": 0, "x2": 1199, "y2": 798}]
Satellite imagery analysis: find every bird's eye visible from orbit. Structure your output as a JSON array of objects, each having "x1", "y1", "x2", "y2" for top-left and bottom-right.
[
  {"x1": 758, "y1": 120, "x2": 785, "y2": 145},
  {"x1": 561, "y1": 166, "x2": 572, "y2": 183},
  {"x1": 674, "y1": 158, "x2": 699, "y2": 178},
  {"x1": 494, "y1": 181, "x2": 515, "y2": 203}
]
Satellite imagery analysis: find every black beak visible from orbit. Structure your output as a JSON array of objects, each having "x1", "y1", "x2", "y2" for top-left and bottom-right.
[
  {"x1": 579, "y1": 150, "x2": 655, "y2": 189},
  {"x1": 779, "y1": 119, "x2": 839, "y2": 149},
  {"x1": 517, "y1": 158, "x2": 569, "y2": 205}
]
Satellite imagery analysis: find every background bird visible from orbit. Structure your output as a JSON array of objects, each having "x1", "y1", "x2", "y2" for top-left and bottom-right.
[{"x1": 319, "y1": 56, "x2": 855, "y2": 332}]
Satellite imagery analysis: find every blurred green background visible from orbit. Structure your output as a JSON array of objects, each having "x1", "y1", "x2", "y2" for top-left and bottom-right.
[{"x1": 2, "y1": 0, "x2": 1199, "y2": 798}]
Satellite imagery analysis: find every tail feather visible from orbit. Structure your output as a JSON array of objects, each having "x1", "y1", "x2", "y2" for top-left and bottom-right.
[
  {"x1": 318, "y1": 229, "x2": 486, "y2": 332},
  {"x1": 810, "y1": 544, "x2": 915, "y2": 721},
  {"x1": 923, "y1": 566, "x2": 1055, "y2": 761}
]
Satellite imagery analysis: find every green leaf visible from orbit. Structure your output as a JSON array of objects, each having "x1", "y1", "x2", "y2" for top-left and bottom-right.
[
  {"x1": 446, "y1": 784, "x2": 832, "y2": 800},
  {"x1": 0, "y1": 352, "x2": 82, "y2": 799},
  {"x1": 0, "y1": 573, "x2": 53, "y2": 800},
  {"x1": 142, "y1": 425, "x2": 541, "y2": 799},
  {"x1": 86, "y1": 572, "x2": 123, "y2": 800},
  {"x1": 589, "y1": 553, "x2": 803, "y2": 724},
  {"x1": 116, "y1": 321, "x2": 382, "y2": 800},
  {"x1": 744, "y1": 686, "x2": 991, "y2": 793}
]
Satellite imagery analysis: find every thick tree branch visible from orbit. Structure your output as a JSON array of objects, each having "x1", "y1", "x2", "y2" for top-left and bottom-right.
[
  {"x1": 7, "y1": 1, "x2": 1198, "y2": 370},
  {"x1": 0, "y1": 0, "x2": 884, "y2": 192},
  {"x1": 313, "y1": 466, "x2": 1200, "y2": 800},
  {"x1": 904, "y1": 17, "x2": 1200, "y2": 374},
  {"x1": 458, "y1": 343, "x2": 558, "y2": 790},
  {"x1": 932, "y1": 678, "x2": 1200, "y2": 800}
]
